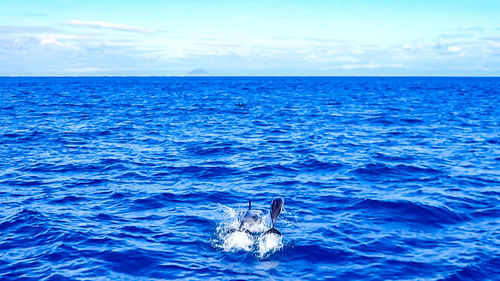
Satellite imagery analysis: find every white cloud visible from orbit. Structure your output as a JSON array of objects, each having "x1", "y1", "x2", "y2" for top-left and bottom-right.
[
  {"x1": 40, "y1": 37, "x2": 61, "y2": 46},
  {"x1": 65, "y1": 20, "x2": 155, "y2": 33},
  {"x1": 38, "y1": 35, "x2": 81, "y2": 50},
  {"x1": 447, "y1": 46, "x2": 461, "y2": 53},
  {"x1": 40, "y1": 38, "x2": 80, "y2": 50},
  {"x1": 341, "y1": 63, "x2": 381, "y2": 70},
  {"x1": 1, "y1": 22, "x2": 498, "y2": 75},
  {"x1": 402, "y1": 44, "x2": 414, "y2": 51},
  {"x1": 66, "y1": 67, "x2": 107, "y2": 73}
]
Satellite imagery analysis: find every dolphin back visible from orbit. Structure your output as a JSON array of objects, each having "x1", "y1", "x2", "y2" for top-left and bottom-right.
[{"x1": 270, "y1": 197, "x2": 284, "y2": 227}]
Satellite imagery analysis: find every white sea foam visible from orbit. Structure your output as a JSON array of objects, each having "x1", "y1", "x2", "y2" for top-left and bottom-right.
[
  {"x1": 222, "y1": 230, "x2": 254, "y2": 251},
  {"x1": 257, "y1": 232, "x2": 283, "y2": 258}
]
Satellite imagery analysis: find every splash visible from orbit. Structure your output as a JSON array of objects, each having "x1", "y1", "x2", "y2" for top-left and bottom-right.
[
  {"x1": 222, "y1": 231, "x2": 254, "y2": 251},
  {"x1": 213, "y1": 205, "x2": 284, "y2": 258},
  {"x1": 257, "y1": 232, "x2": 283, "y2": 258}
]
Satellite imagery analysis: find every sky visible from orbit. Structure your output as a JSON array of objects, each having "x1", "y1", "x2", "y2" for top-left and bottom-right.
[{"x1": 1, "y1": 0, "x2": 499, "y2": 76}]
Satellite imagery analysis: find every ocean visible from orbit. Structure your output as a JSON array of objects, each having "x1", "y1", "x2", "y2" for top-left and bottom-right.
[{"x1": 0, "y1": 77, "x2": 499, "y2": 280}]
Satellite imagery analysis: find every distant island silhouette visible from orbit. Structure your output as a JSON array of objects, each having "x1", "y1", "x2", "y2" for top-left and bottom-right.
[{"x1": 187, "y1": 69, "x2": 211, "y2": 76}]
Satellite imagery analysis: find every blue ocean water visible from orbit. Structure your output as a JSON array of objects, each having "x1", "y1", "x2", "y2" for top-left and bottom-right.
[{"x1": 0, "y1": 77, "x2": 499, "y2": 280}]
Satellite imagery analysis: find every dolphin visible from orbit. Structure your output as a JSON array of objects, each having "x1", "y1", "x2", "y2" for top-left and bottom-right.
[
  {"x1": 238, "y1": 198, "x2": 284, "y2": 236},
  {"x1": 264, "y1": 197, "x2": 284, "y2": 236},
  {"x1": 239, "y1": 200, "x2": 261, "y2": 232}
]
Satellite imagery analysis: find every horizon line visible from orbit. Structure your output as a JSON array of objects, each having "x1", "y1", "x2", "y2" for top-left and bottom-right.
[{"x1": 1, "y1": 75, "x2": 499, "y2": 78}]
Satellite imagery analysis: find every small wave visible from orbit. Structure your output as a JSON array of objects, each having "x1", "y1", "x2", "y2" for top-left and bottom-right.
[
  {"x1": 486, "y1": 137, "x2": 500, "y2": 144},
  {"x1": 372, "y1": 152, "x2": 414, "y2": 162},
  {"x1": 400, "y1": 118, "x2": 424, "y2": 124},
  {"x1": 285, "y1": 244, "x2": 351, "y2": 263},
  {"x1": 0, "y1": 179, "x2": 48, "y2": 187},
  {"x1": 97, "y1": 249, "x2": 165, "y2": 277},
  {"x1": 186, "y1": 143, "x2": 241, "y2": 156},
  {"x1": 121, "y1": 225, "x2": 155, "y2": 234},
  {"x1": 102, "y1": 163, "x2": 129, "y2": 172},
  {"x1": 352, "y1": 162, "x2": 442, "y2": 178},
  {"x1": 63, "y1": 178, "x2": 109, "y2": 188},
  {"x1": 250, "y1": 164, "x2": 297, "y2": 173},
  {"x1": 264, "y1": 138, "x2": 295, "y2": 145},
  {"x1": 130, "y1": 196, "x2": 170, "y2": 210},
  {"x1": 470, "y1": 207, "x2": 500, "y2": 219},
  {"x1": 20, "y1": 162, "x2": 101, "y2": 173},
  {"x1": 363, "y1": 116, "x2": 395, "y2": 125},
  {"x1": 0, "y1": 209, "x2": 65, "y2": 253},
  {"x1": 129, "y1": 191, "x2": 238, "y2": 211},
  {"x1": 291, "y1": 158, "x2": 344, "y2": 172},
  {"x1": 352, "y1": 163, "x2": 394, "y2": 176},
  {"x1": 93, "y1": 213, "x2": 127, "y2": 223},
  {"x1": 439, "y1": 257, "x2": 500, "y2": 281},
  {"x1": 0, "y1": 209, "x2": 45, "y2": 232},
  {"x1": 167, "y1": 165, "x2": 241, "y2": 179},
  {"x1": 394, "y1": 164, "x2": 441, "y2": 174},
  {"x1": 1, "y1": 132, "x2": 23, "y2": 138},
  {"x1": 271, "y1": 180, "x2": 302, "y2": 187},
  {"x1": 50, "y1": 195, "x2": 87, "y2": 204},
  {"x1": 351, "y1": 199, "x2": 465, "y2": 226},
  {"x1": 115, "y1": 171, "x2": 149, "y2": 180}
]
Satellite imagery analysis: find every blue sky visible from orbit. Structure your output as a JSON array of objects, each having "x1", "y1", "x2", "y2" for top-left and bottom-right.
[{"x1": 1, "y1": 0, "x2": 499, "y2": 76}]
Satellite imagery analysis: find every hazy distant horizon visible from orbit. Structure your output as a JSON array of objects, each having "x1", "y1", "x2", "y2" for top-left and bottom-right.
[{"x1": 2, "y1": 75, "x2": 499, "y2": 78}]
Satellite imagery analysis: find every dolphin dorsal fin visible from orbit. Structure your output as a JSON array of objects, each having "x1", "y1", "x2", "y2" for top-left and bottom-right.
[{"x1": 248, "y1": 199, "x2": 251, "y2": 209}]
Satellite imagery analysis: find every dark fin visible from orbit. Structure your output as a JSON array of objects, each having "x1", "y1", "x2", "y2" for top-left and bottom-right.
[
  {"x1": 264, "y1": 227, "x2": 282, "y2": 236},
  {"x1": 270, "y1": 197, "x2": 284, "y2": 227},
  {"x1": 238, "y1": 200, "x2": 252, "y2": 231}
]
